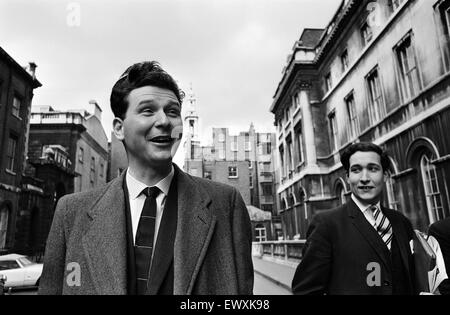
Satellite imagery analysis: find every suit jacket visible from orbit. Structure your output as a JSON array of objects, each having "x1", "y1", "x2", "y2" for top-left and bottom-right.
[
  {"x1": 428, "y1": 218, "x2": 450, "y2": 295},
  {"x1": 292, "y1": 199, "x2": 416, "y2": 295},
  {"x1": 38, "y1": 165, "x2": 254, "y2": 295}
]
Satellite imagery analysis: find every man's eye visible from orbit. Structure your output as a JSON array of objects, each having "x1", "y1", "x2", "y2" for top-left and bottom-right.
[{"x1": 168, "y1": 109, "x2": 180, "y2": 115}]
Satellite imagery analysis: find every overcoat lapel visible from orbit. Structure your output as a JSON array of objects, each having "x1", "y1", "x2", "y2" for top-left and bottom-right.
[
  {"x1": 384, "y1": 208, "x2": 411, "y2": 274},
  {"x1": 147, "y1": 172, "x2": 178, "y2": 294},
  {"x1": 347, "y1": 200, "x2": 391, "y2": 270},
  {"x1": 173, "y1": 165, "x2": 216, "y2": 295},
  {"x1": 82, "y1": 173, "x2": 128, "y2": 295}
]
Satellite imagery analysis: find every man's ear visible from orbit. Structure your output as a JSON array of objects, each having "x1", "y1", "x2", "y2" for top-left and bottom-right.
[{"x1": 113, "y1": 117, "x2": 125, "y2": 141}]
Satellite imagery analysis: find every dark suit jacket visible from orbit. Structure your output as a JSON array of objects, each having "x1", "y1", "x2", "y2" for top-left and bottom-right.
[
  {"x1": 38, "y1": 165, "x2": 254, "y2": 295},
  {"x1": 428, "y1": 218, "x2": 450, "y2": 295},
  {"x1": 292, "y1": 199, "x2": 416, "y2": 295}
]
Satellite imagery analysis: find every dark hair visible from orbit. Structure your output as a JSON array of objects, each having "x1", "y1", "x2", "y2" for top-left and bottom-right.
[
  {"x1": 110, "y1": 61, "x2": 184, "y2": 119},
  {"x1": 340, "y1": 142, "x2": 390, "y2": 173}
]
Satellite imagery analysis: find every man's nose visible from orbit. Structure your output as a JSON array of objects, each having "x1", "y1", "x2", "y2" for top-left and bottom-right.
[
  {"x1": 154, "y1": 110, "x2": 170, "y2": 126},
  {"x1": 360, "y1": 169, "x2": 370, "y2": 182}
]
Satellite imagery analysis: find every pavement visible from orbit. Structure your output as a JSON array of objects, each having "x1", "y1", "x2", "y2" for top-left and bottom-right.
[{"x1": 252, "y1": 256, "x2": 298, "y2": 293}]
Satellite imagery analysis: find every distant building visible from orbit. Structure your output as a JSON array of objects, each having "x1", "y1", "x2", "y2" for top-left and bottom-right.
[
  {"x1": 183, "y1": 88, "x2": 281, "y2": 240},
  {"x1": 29, "y1": 101, "x2": 108, "y2": 194},
  {"x1": 0, "y1": 46, "x2": 41, "y2": 253},
  {"x1": 271, "y1": 0, "x2": 450, "y2": 239}
]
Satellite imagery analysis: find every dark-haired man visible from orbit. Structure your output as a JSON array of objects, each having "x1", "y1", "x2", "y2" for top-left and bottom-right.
[
  {"x1": 39, "y1": 61, "x2": 254, "y2": 295},
  {"x1": 292, "y1": 142, "x2": 416, "y2": 295}
]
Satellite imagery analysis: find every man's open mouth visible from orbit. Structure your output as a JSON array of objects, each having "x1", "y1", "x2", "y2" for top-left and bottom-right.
[
  {"x1": 358, "y1": 186, "x2": 374, "y2": 191},
  {"x1": 150, "y1": 135, "x2": 173, "y2": 144}
]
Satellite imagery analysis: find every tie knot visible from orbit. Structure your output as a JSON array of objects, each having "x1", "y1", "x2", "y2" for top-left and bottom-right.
[
  {"x1": 369, "y1": 205, "x2": 379, "y2": 214},
  {"x1": 142, "y1": 186, "x2": 160, "y2": 198}
]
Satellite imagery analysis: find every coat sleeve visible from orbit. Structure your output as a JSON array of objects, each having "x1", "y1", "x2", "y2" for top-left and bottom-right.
[
  {"x1": 230, "y1": 188, "x2": 254, "y2": 295},
  {"x1": 291, "y1": 213, "x2": 332, "y2": 295},
  {"x1": 38, "y1": 196, "x2": 68, "y2": 295}
]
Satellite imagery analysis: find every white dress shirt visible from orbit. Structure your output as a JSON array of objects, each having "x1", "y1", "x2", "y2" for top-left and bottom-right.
[
  {"x1": 125, "y1": 167, "x2": 174, "y2": 247},
  {"x1": 351, "y1": 194, "x2": 381, "y2": 231}
]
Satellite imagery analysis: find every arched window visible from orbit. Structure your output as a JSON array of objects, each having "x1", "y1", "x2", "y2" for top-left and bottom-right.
[
  {"x1": 335, "y1": 179, "x2": 347, "y2": 205},
  {"x1": 255, "y1": 224, "x2": 267, "y2": 242},
  {"x1": 420, "y1": 155, "x2": 445, "y2": 223},
  {"x1": 385, "y1": 157, "x2": 399, "y2": 210},
  {"x1": 0, "y1": 205, "x2": 10, "y2": 249}
]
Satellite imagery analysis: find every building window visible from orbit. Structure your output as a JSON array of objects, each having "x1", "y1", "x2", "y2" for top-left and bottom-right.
[
  {"x1": 420, "y1": 155, "x2": 445, "y2": 223},
  {"x1": 189, "y1": 119, "x2": 195, "y2": 136},
  {"x1": 219, "y1": 148, "x2": 225, "y2": 160},
  {"x1": 279, "y1": 145, "x2": 285, "y2": 179},
  {"x1": 6, "y1": 134, "x2": 18, "y2": 172},
  {"x1": 389, "y1": 0, "x2": 405, "y2": 12},
  {"x1": 255, "y1": 224, "x2": 267, "y2": 242},
  {"x1": 12, "y1": 96, "x2": 21, "y2": 117},
  {"x1": 366, "y1": 68, "x2": 385, "y2": 124},
  {"x1": 328, "y1": 111, "x2": 338, "y2": 152},
  {"x1": 90, "y1": 157, "x2": 95, "y2": 183},
  {"x1": 260, "y1": 142, "x2": 271, "y2": 155},
  {"x1": 218, "y1": 133, "x2": 225, "y2": 143},
  {"x1": 262, "y1": 183, "x2": 273, "y2": 196},
  {"x1": 386, "y1": 176, "x2": 399, "y2": 211},
  {"x1": 248, "y1": 160, "x2": 252, "y2": 169},
  {"x1": 204, "y1": 171, "x2": 212, "y2": 180},
  {"x1": 78, "y1": 147, "x2": 84, "y2": 163},
  {"x1": 284, "y1": 107, "x2": 291, "y2": 124},
  {"x1": 345, "y1": 92, "x2": 359, "y2": 140},
  {"x1": 361, "y1": 22, "x2": 373, "y2": 46},
  {"x1": 228, "y1": 166, "x2": 238, "y2": 178},
  {"x1": 286, "y1": 135, "x2": 293, "y2": 176},
  {"x1": 440, "y1": 1, "x2": 450, "y2": 35},
  {"x1": 292, "y1": 92, "x2": 301, "y2": 109},
  {"x1": 294, "y1": 123, "x2": 303, "y2": 165},
  {"x1": 336, "y1": 184, "x2": 346, "y2": 205},
  {"x1": 231, "y1": 136, "x2": 238, "y2": 152},
  {"x1": 245, "y1": 135, "x2": 251, "y2": 152},
  {"x1": 249, "y1": 174, "x2": 253, "y2": 188},
  {"x1": 325, "y1": 72, "x2": 332, "y2": 92},
  {"x1": 100, "y1": 162, "x2": 104, "y2": 178},
  {"x1": 395, "y1": 34, "x2": 421, "y2": 101},
  {"x1": 0, "y1": 206, "x2": 9, "y2": 249},
  {"x1": 341, "y1": 49, "x2": 349, "y2": 72}
]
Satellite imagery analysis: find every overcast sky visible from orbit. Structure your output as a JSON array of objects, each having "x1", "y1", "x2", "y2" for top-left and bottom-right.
[{"x1": 0, "y1": 0, "x2": 340, "y2": 165}]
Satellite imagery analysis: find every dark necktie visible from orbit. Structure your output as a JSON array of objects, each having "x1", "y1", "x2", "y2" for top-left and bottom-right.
[
  {"x1": 370, "y1": 205, "x2": 393, "y2": 250},
  {"x1": 135, "y1": 186, "x2": 160, "y2": 295}
]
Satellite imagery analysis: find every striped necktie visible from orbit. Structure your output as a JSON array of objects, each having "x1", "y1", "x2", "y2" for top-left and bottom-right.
[
  {"x1": 370, "y1": 205, "x2": 393, "y2": 250},
  {"x1": 135, "y1": 186, "x2": 160, "y2": 295}
]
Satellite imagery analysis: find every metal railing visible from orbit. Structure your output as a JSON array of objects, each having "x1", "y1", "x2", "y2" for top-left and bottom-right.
[{"x1": 252, "y1": 240, "x2": 306, "y2": 262}]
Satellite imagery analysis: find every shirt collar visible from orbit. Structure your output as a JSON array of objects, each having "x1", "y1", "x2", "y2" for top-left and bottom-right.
[
  {"x1": 126, "y1": 166, "x2": 174, "y2": 200},
  {"x1": 351, "y1": 194, "x2": 381, "y2": 213}
]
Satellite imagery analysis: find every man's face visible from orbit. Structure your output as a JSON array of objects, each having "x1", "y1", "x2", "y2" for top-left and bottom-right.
[
  {"x1": 113, "y1": 86, "x2": 183, "y2": 167},
  {"x1": 346, "y1": 151, "x2": 387, "y2": 205}
]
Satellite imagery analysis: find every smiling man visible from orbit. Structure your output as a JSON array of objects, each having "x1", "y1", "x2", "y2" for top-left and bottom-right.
[
  {"x1": 291, "y1": 142, "x2": 417, "y2": 295},
  {"x1": 38, "y1": 61, "x2": 254, "y2": 295}
]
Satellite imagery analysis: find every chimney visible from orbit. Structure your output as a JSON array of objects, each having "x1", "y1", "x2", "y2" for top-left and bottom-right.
[
  {"x1": 27, "y1": 62, "x2": 37, "y2": 79},
  {"x1": 89, "y1": 100, "x2": 102, "y2": 120}
]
